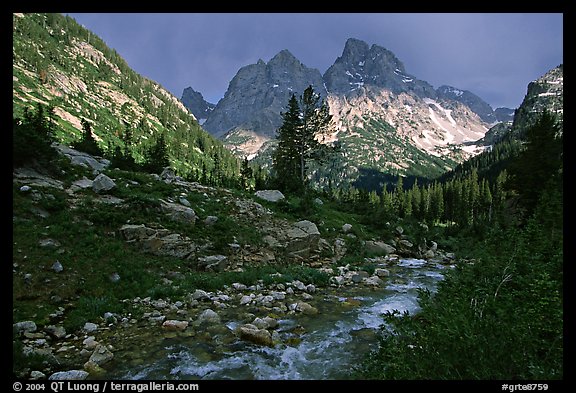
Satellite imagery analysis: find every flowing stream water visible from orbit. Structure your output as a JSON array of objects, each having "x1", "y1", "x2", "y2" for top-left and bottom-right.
[{"x1": 106, "y1": 258, "x2": 450, "y2": 380}]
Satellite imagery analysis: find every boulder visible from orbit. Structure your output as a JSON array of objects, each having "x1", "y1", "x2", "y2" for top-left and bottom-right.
[
  {"x1": 364, "y1": 241, "x2": 396, "y2": 256},
  {"x1": 49, "y1": 370, "x2": 89, "y2": 380},
  {"x1": 313, "y1": 198, "x2": 324, "y2": 206},
  {"x1": 363, "y1": 276, "x2": 384, "y2": 287},
  {"x1": 237, "y1": 325, "x2": 274, "y2": 347},
  {"x1": 13, "y1": 321, "x2": 37, "y2": 334},
  {"x1": 54, "y1": 143, "x2": 110, "y2": 173},
  {"x1": 203, "y1": 216, "x2": 218, "y2": 226},
  {"x1": 51, "y1": 260, "x2": 63, "y2": 273},
  {"x1": 162, "y1": 320, "x2": 189, "y2": 331},
  {"x1": 92, "y1": 174, "x2": 116, "y2": 193},
  {"x1": 285, "y1": 220, "x2": 321, "y2": 257},
  {"x1": 374, "y1": 268, "x2": 390, "y2": 277},
  {"x1": 295, "y1": 302, "x2": 318, "y2": 315},
  {"x1": 342, "y1": 223, "x2": 353, "y2": 233},
  {"x1": 45, "y1": 325, "x2": 66, "y2": 339},
  {"x1": 87, "y1": 345, "x2": 114, "y2": 366},
  {"x1": 254, "y1": 190, "x2": 285, "y2": 203},
  {"x1": 198, "y1": 255, "x2": 228, "y2": 272},
  {"x1": 83, "y1": 322, "x2": 98, "y2": 333},
  {"x1": 196, "y1": 309, "x2": 220, "y2": 325},
  {"x1": 160, "y1": 200, "x2": 197, "y2": 225}
]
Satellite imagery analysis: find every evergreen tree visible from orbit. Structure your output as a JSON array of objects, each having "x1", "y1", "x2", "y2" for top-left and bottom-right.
[
  {"x1": 143, "y1": 133, "x2": 169, "y2": 174},
  {"x1": 507, "y1": 111, "x2": 562, "y2": 215},
  {"x1": 272, "y1": 85, "x2": 334, "y2": 193},
  {"x1": 73, "y1": 118, "x2": 103, "y2": 156},
  {"x1": 240, "y1": 157, "x2": 253, "y2": 191}
]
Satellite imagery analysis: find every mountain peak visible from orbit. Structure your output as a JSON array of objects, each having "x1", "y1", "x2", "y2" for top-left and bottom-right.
[
  {"x1": 324, "y1": 38, "x2": 435, "y2": 97},
  {"x1": 181, "y1": 87, "x2": 215, "y2": 123},
  {"x1": 436, "y1": 85, "x2": 496, "y2": 123},
  {"x1": 269, "y1": 49, "x2": 300, "y2": 66}
]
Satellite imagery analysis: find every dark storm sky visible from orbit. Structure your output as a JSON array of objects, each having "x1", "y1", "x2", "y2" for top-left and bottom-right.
[{"x1": 67, "y1": 13, "x2": 563, "y2": 110}]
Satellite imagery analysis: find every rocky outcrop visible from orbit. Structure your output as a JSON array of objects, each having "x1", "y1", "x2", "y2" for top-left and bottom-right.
[
  {"x1": 119, "y1": 224, "x2": 198, "y2": 260},
  {"x1": 180, "y1": 87, "x2": 215, "y2": 123},
  {"x1": 285, "y1": 220, "x2": 321, "y2": 258},
  {"x1": 92, "y1": 173, "x2": 116, "y2": 193},
  {"x1": 53, "y1": 143, "x2": 110, "y2": 173}
]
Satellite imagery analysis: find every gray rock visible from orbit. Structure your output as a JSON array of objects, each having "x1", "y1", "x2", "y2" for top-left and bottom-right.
[
  {"x1": 363, "y1": 276, "x2": 384, "y2": 287},
  {"x1": 398, "y1": 239, "x2": 414, "y2": 249},
  {"x1": 239, "y1": 295, "x2": 252, "y2": 305},
  {"x1": 254, "y1": 190, "x2": 285, "y2": 203},
  {"x1": 395, "y1": 226, "x2": 404, "y2": 235},
  {"x1": 179, "y1": 197, "x2": 191, "y2": 207},
  {"x1": 374, "y1": 268, "x2": 390, "y2": 277},
  {"x1": 424, "y1": 249, "x2": 435, "y2": 259},
  {"x1": 13, "y1": 321, "x2": 37, "y2": 334},
  {"x1": 191, "y1": 289, "x2": 210, "y2": 301},
  {"x1": 51, "y1": 261, "x2": 63, "y2": 273},
  {"x1": 198, "y1": 255, "x2": 228, "y2": 272},
  {"x1": 45, "y1": 325, "x2": 66, "y2": 339},
  {"x1": 82, "y1": 336, "x2": 99, "y2": 350},
  {"x1": 160, "y1": 167, "x2": 177, "y2": 182},
  {"x1": 83, "y1": 322, "x2": 98, "y2": 333},
  {"x1": 39, "y1": 238, "x2": 61, "y2": 248},
  {"x1": 49, "y1": 370, "x2": 89, "y2": 380},
  {"x1": 292, "y1": 280, "x2": 306, "y2": 291},
  {"x1": 196, "y1": 309, "x2": 220, "y2": 325},
  {"x1": 87, "y1": 344, "x2": 114, "y2": 366},
  {"x1": 430, "y1": 241, "x2": 438, "y2": 251},
  {"x1": 109, "y1": 272, "x2": 121, "y2": 283},
  {"x1": 92, "y1": 174, "x2": 116, "y2": 193},
  {"x1": 203, "y1": 216, "x2": 218, "y2": 226},
  {"x1": 160, "y1": 200, "x2": 197, "y2": 224},
  {"x1": 30, "y1": 370, "x2": 46, "y2": 380},
  {"x1": 364, "y1": 240, "x2": 396, "y2": 256},
  {"x1": 342, "y1": 223, "x2": 353, "y2": 233},
  {"x1": 305, "y1": 284, "x2": 316, "y2": 293},
  {"x1": 314, "y1": 198, "x2": 324, "y2": 206},
  {"x1": 53, "y1": 143, "x2": 110, "y2": 173},
  {"x1": 20, "y1": 185, "x2": 32, "y2": 192},
  {"x1": 68, "y1": 177, "x2": 93, "y2": 193},
  {"x1": 232, "y1": 283, "x2": 247, "y2": 291},
  {"x1": 295, "y1": 302, "x2": 318, "y2": 315}
]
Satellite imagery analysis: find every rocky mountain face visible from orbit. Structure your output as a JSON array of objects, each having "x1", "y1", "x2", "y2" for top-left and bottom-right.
[
  {"x1": 12, "y1": 13, "x2": 238, "y2": 180},
  {"x1": 436, "y1": 85, "x2": 497, "y2": 123},
  {"x1": 323, "y1": 38, "x2": 437, "y2": 98},
  {"x1": 494, "y1": 107, "x2": 515, "y2": 122},
  {"x1": 510, "y1": 64, "x2": 563, "y2": 136},
  {"x1": 180, "y1": 87, "x2": 215, "y2": 124},
  {"x1": 189, "y1": 38, "x2": 504, "y2": 182},
  {"x1": 201, "y1": 50, "x2": 326, "y2": 142}
]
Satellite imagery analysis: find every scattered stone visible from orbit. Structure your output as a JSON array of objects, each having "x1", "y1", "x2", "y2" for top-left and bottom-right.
[
  {"x1": 30, "y1": 371, "x2": 46, "y2": 380},
  {"x1": 54, "y1": 143, "x2": 110, "y2": 173},
  {"x1": 364, "y1": 241, "x2": 396, "y2": 256},
  {"x1": 45, "y1": 325, "x2": 66, "y2": 339},
  {"x1": 196, "y1": 309, "x2": 220, "y2": 325},
  {"x1": 162, "y1": 320, "x2": 189, "y2": 331},
  {"x1": 87, "y1": 345, "x2": 114, "y2": 366},
  {"x1": 83, "y1": 360, "x2": 106, "y2": 375},
  {"x1": 179, "y1": 197, "x2": 191, "y2": 207},
  {"x1": 92, "y1": 173, "x2": 116, "y2": 193},
  {"x1": 363, "y1": 276, "x2": 384, "y2": 287},
  {"x1": 39, "y1": 238, "x2": 61, "y2": 248},
  {"x1": 342, "y1": 223, "x2": 353, "y2": 233},
  {"x1": 20, "y1": 185, "x2": 32, "y2": 192},
  {"x1": 51, "y1": 261, "x2": 63, "y2": 273},
  {"x1": 292, "y1": 280, "x2": 306, "y2": 291},
  {"x1": 313, "y1": 198, "x2": 324, "y2": 206},
  {"x1": 82, "y1": 336, "x2": 99, "y2": 350},
  {"x1": 295, "y1": 302, "x2": 318, "y2": 315},
  {"x1": 424, "y1": 249, "x2": 435, "y2": 259},
  {"x1": 13, "y1": 321, "x2": 37, "y2": 334},
  {"x1": 301, "y1": 293, "x2": 313, "y2": 301},
  {"x1": 48, "y1": 370, "x2": 89, "y2": 380},
  {"x1": 232, "y1": 283, "x2": 247, "y2": 291},
  {"x1": 374, "y1": 268, "x2": 390, "y2": 277},
  {"x1": 306, "y1": 284, "x2": 316, "y2": 293},
  {"x1": 191, "y1": 289, "x2": 209, "y2": 301},
  {"x1": 203, "y1": 216, "x2": 218, "y2": 226},
  {"x1": 198, "y1": 255, "x2": 228, "y2": 272},
  {"x1": 109, "y1": 272, "x2": 121, "y2": 283},
  {"x1": 395, "y1": 226, "x2": 404, "y2": 235},
  {"x1": 160, "y1": 200, "x2": 197, "y2": 224},
  {"x1": 254, "y1": 190, "x2": 285, "y2": 203},
  {"x1": 398, "y1": 239, "x2": 414, "y2": 249},
  {"x1": 239, "y1": 295, "x2": 252, "y2": 305},
  {"x1": 83, "y1": 322, "x2": 98, "y2": 333},
  {"x1": 352, "y1": 271, "x2": 369, "y2": 283}
]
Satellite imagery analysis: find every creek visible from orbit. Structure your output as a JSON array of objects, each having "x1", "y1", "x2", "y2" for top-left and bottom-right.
[{"x1": 106, "y1": 258, "x2": 450, "y2": 380}]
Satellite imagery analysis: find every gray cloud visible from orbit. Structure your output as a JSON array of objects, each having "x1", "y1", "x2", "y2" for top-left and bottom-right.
[{"x1": 69, "y1": 13, "x2": 562, "y2": 109}]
